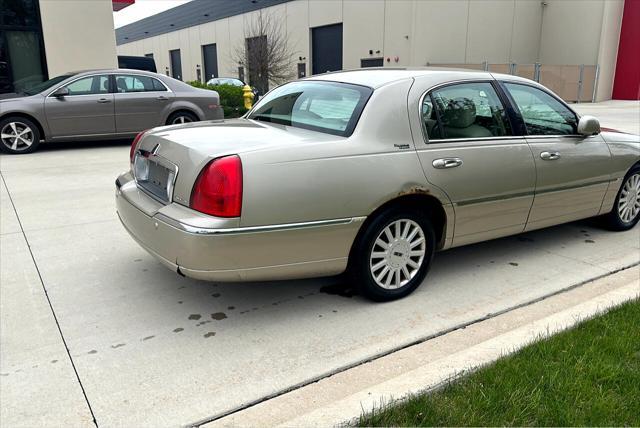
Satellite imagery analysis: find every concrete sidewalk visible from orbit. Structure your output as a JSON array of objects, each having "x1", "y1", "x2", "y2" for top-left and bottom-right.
[{"x1": 207, "y1": 266, "x2": 639, "y2": 427}]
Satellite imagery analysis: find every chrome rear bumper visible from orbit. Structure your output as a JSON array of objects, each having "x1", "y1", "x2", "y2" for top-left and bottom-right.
[{"x1": 116, "y1": 172, "x2": 364, "y2": 282}]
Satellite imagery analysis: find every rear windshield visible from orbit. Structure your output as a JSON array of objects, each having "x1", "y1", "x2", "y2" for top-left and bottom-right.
[{"x1": 247, "y1": 81, "x2": 372, "y2": 137}]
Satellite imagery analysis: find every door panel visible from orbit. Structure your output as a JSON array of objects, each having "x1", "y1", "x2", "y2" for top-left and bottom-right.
[
  {"x1": 525, "y1": 135, "x2": 612, "y2": 230},
  {"x1": 202, "y1": 44, "x2": 218, "y2": 81},
  {"x1": 501, "y1": 82, "x2": 613, "y2": 230},
  {"x1": 170, "y1": 49, "x2": 182, "y2": 80},
  {"x1": 113, "y1": 74, "x2": 174, "y2": 133},
  {"x1": 44, "y1": 75, "x2": 114, "y2": 137},
  {"x1": 312, "y1": 24, "x2": 343, "y2": 75},
  {"x1": 417, "y1": 140, "x2": 536, "y2": 245}
]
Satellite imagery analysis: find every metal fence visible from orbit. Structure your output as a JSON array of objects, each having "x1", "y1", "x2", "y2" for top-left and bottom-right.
[{"x1": 426, "y1": 62, "x2": 599, "y2": 103}]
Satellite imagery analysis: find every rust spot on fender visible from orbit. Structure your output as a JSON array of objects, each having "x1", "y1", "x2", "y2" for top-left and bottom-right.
[{"x1": 397, "y1": 186, "x2": 432, "y2": 197}]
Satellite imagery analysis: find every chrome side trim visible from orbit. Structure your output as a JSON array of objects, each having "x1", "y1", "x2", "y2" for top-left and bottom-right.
[{"x1": 154, "y1": 213, "x2": 365, "y2": 236}]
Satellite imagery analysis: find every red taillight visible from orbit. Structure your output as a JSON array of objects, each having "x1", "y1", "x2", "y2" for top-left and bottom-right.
[
  {"x1": 130, "y1": 130, "x2": 148, "y2": 163},
  {"x1": 190, "y1": 155, "x2": 243, "y2": 218}
]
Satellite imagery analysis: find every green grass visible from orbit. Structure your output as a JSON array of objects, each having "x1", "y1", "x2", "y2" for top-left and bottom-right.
[{"x1": 357, "y1": 299, "x2": 640, "y2": 427}]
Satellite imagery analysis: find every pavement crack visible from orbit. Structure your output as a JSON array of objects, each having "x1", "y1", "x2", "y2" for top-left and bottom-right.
[{"x1": 0, "y1": 172, "x2": 99, "y2": 427}]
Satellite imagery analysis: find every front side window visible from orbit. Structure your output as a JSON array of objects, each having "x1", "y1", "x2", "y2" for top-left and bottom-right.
[
  {"x1": 504, "y1": 83, "x2": 577, "y2": 135},
  {"x1": 422, "y1": 82, "x2": 512, "y2": 140},
  {"x1": 247, "y1": 81, "x2": 372, "y2": 137},
  {"x1": 63, "y1": 75, "x2": 109, "y2": 96},
  {"x1": 115, "y1": 74, "x2": 166, "y2": 93}
]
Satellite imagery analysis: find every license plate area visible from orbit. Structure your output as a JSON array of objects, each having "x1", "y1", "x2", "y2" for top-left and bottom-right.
[{"x1": 133, "y1": 152, "x2": 177, "y2": 204}]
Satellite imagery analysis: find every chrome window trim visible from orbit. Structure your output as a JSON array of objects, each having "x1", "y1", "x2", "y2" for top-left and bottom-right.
[
  {"x1": 154, "y1": 213, "x2": 365, "y2": 236},
  {"x1": 417, "y1": 79, "x2": 516, "y2": 145},
  {"x1": 46, "y1": 73, "x2": 111, "y2": 98}
]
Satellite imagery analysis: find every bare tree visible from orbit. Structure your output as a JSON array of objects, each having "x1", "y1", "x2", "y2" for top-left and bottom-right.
[{"x1": 231, "y1": 10, "x2": 296, "y2": 94}]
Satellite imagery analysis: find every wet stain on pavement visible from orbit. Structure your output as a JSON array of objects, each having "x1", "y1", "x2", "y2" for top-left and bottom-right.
[
  {"x1": 87, "y1": 350, "x2": 97, "y2": 355},
  {"x1": 211, "y1": 312, "x2": 227, "y2": 320},
  {"x1": 212, "y1": 293, "x2": 221, "y2": 298},
  {"x1": 50, "y1": 360, "x2": 58, "y2": 364},
  {"x1": 227, "y1": 306, "x2": 235, "y2": 310},
  {"x1": 509, "y1": 262, "x2": 519, "y2": 266},
  {"x1": 320, "y1": 283, "x2": 357, "y2": 298},
  {"x1": 585, "y1": 239, "x2": 595, "y2": 243},
  {"x1": 204, "y1": 332, "x2": 216, "y2": 338},
  {"x1": 188, "y1": 314, "x2": 201, "y2": 320},
  {"x1": 142, "y1": 336, "x2": 155, "y2": 341},
  {"x1": 173, "y1": 328, "x2": 184, "y2": 333},
  {"x1": 111, "y1": 343, "x2": 126, "y2": 349},
  {"x1": 134, "y1": 259, "x2": 142, "y2": 262}
]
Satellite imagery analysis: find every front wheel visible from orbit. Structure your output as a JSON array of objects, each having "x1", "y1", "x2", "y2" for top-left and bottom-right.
[
  {"x1": 349, "y1": 207, "x2": 435, "y2": 302},
  {"x1": 0, "y1": 117, "x2": 41, "y2": 154},
  {"x1": 603, "y1": 165, "x2": 640, "y2": 231}
]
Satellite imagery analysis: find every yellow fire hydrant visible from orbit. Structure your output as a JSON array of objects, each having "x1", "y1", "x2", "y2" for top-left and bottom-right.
[{"x1": 242, "y1": 85, "x2": 254, "y2": 109}]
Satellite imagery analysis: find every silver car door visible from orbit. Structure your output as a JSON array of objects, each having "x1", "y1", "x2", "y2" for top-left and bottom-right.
[
  {"x1": 113, "y1": 74, "x2": 174, "y2": 133},
  {"x1": 501, "y1": 82, "x2": 612, "y2": 231},
  {"x1": 409, "y1": 79, "x2": 536, "y2": 247},
  {"x1": 44, "y1": 74, "x2": 115, "y2": 137}
]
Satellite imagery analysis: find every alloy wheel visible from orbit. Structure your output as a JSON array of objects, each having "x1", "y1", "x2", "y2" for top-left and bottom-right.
[
  {"x1": 369, "y1": 219, "x2": 426, "y2": 290},
  {"x1": 1, "y1": 122, "x2": 34, "y2": 152},
  {"x1": 172, "y1": 115, "x2": 193, "y2": 124},
  {"x1": 618, "y1": 173, "x2": 640, "y2": 223}
]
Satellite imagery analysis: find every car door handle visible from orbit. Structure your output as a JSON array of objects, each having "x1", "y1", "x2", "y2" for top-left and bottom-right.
[
  {"x1": 97, "y1": 98, "x2": 111, "y2": 103},
  {"x1": 156, "y1": 96, "x2": 169, "y2": 101},
  {"x1": 432, "y1": 158, "x2": 463, "y2": 169},
  {"x1": 540, "y1": 151, "x2": 561, "y2": 160}
]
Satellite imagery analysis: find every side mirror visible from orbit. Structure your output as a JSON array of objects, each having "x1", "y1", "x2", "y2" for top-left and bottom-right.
[
  {"x1": 51, "y1": 87, "x2": 69, "y2": 97},
  {"x1": 577, "y1": 115, "x2": 600, "y2": 136}
]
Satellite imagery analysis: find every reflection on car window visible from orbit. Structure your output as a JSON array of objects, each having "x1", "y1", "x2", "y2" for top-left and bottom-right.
[
  {"x1": 115, "y1": 74, "x2": 166, "y2": 93},
  {"x1": 422, "y1": 82, "x2": 512, "y2": 140},
  {"x1": 64, "y1": 75, "x2": 109, "y2": 96},
  {"x1": 504, "y1": 83, "x2": 577, "y2": 135},
  {"x1": 25, "y1": 74, "x2": 75, "y2": 95},
  {"x1": 248, "y1": 81, "x2": 372, "y2": 137}
]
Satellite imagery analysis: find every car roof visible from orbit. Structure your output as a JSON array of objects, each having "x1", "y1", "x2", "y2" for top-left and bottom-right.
[
  {"x1": 69, "y1": 68, "x2": 163, "y2": 76},
  {"x1": 306, "y1": 67, "x2": 532, "y2": 88}
]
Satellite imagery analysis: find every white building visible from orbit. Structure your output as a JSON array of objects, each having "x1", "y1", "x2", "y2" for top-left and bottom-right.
[{"x1": 115, "y1": 0, "x2": 639, "y2": 102}]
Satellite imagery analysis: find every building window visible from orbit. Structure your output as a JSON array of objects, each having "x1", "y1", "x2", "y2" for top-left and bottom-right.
[{"x1": 0, "y1": 0, "x2": 48, "y2": 94}]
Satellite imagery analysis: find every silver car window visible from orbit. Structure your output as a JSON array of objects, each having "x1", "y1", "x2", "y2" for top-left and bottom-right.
[
  {"x1": 248, "y1": 81, "x2": 372, "y2": 137},
  {"x1": 423, "y1": 82, "x2": 512, "y2": 141},
  {"x1": 64, "y1": 75, "x2": 109, "y2": 96},
  {"x1": 504, "y1": 83, "x2": 577, "y2": 135},
  {"x1": 115, "y1": 74, "x2": 166, "y2": 92}
]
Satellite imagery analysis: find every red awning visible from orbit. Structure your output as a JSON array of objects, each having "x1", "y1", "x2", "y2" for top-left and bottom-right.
[{"x1": 113, "y1": 0, "x2": 135, "y2": 11}]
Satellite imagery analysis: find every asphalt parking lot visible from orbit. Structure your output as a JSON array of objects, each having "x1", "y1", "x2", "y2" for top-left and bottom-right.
[{"x1": 1, "y1": 101, "x2": 639, "y2": 427}]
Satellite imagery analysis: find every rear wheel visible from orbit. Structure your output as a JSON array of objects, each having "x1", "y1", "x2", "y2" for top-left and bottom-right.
[
  {"x1": 167, "y1": 111, "x2": 198, "y2": 125},
  {"x1": 603, "y1": 165, "x2": 640, "y2": 231},
  {"x1": 350, "y1": 207, "x2": 435, "y2": 302},
  {"x1": 0, "y1": 117, "x2": 41, "y2": 154}
]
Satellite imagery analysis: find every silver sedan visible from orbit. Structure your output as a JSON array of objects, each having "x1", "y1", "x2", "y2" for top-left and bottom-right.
[
  {"x1": 116, "y1": 69, "x2": 639, "y2": 301},
  {"x1": 0, "y1": 69, "x2": 223, "y2": 154}
]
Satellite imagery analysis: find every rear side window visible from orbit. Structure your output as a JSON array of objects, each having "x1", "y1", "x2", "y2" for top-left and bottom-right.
[
  {"x1": 248, "y1": 81, "x2": 372, "y2": 137},
  {"x1": 503, "y1": 83, "x2": 577, "y2": 135},
  {"x1": 115, "y1": 74, "x2": 166, "y2": 93},
  {"x1": 422, "y1": 82, "x2": 512, "y2": 140}
]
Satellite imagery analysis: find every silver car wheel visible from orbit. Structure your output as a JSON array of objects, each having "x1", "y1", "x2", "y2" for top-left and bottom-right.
[
  {"x1": 618, "y1": 173, "x2": 640, "y2": 223},
  {"x1": 172, "y1": 115, "x2": 192, "y2": 124},
  {"x1": 1, "y1": 121, "x2": 34, "y2": 152},
  {"x1": 369, "y1": 219, "x2": 426, "y2": 290}
]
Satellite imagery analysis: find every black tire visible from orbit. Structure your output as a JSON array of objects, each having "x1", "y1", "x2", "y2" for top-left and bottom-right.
[
  {"x1": 602, "y1": 164, "x2": 640, "y2": 231},
  {"x1": 0, "y1": 116, "x2": 41, "y2": 154},
  {"x1": 349, "y1": 207, "x2": 436, "y2": 302},
  {"x1": 166, "y1": 111, "x2": 199, "y2": 125}
]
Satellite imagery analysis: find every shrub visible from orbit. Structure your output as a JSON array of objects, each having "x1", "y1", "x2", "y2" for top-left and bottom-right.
[{"x1": 186, "y1": 81, "x2": 249, "y2": 118}]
